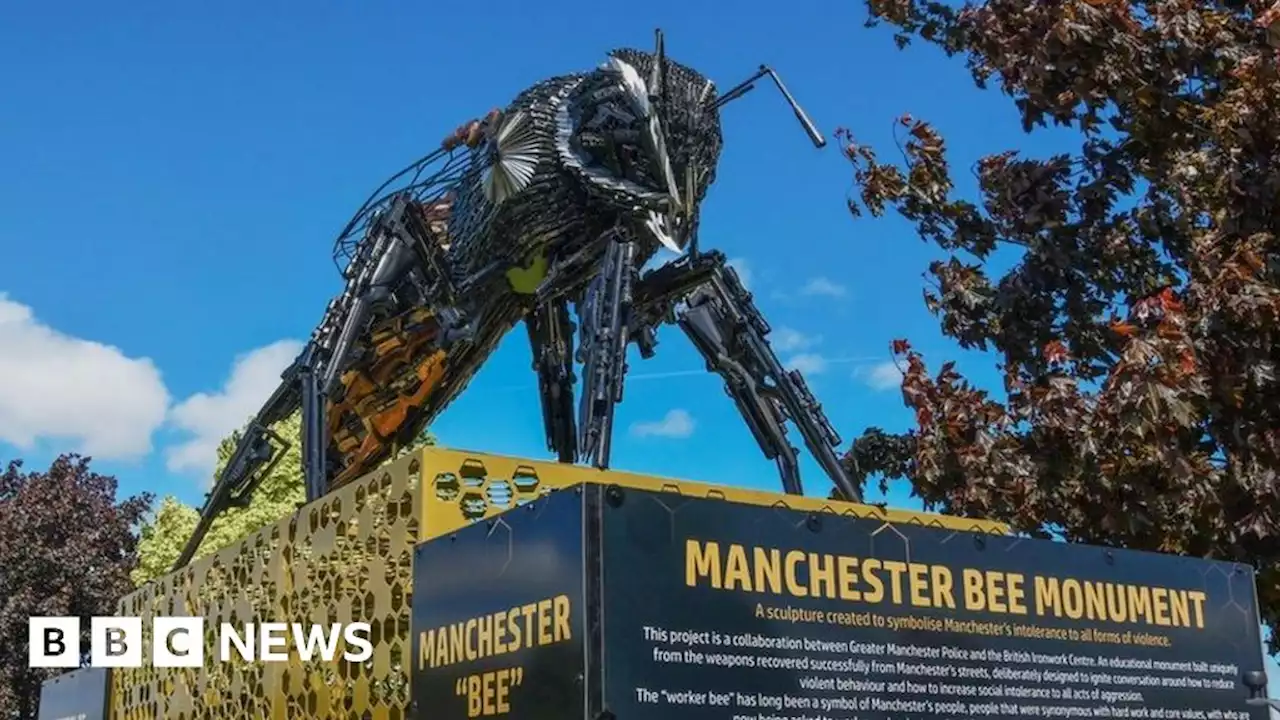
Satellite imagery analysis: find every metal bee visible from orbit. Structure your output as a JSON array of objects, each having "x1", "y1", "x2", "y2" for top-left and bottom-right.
[{"x1": 175, "y1": 30, "x2": 859, "y2": 569}]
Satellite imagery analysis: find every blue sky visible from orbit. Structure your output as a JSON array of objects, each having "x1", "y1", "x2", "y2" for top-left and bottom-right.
[
  {"x1": 1, "y1": 0, "x2": 1276, "y2": 696},
  {"x1": 0, "y1": 0, "x2": 1033, "y2": 504}
]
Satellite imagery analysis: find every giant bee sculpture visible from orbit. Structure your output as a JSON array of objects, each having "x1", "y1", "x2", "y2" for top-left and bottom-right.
[{"x1": 176, "y1": 31, "x2": 859, "y2": 569}]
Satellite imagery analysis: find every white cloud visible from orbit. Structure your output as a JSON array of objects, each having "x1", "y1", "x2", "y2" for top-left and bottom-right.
[
  {"x1": 786, "y1": 353, "x2": 828, "y2": 375},
  {"x1": 772, "y1": 327, "x2": 819, "y2": 353},
  {"x1": 166, "y1": 339, "x2": 303, "y2": 479},
  {"x1": 630, "y1": 409, "x2": 696, "y2": 439},
  {"x1": 800, "y1": 277, "x2": 847, "y2": 298},
  {"x1": 0, "y1": 294, "x2": 170, "y2": 459},
  {"x1": 857, "y1": 360, "x2": 904, "y2": 391},
  {"x1": 727, "y1": 257, "x2": 753, "y2": 290}
]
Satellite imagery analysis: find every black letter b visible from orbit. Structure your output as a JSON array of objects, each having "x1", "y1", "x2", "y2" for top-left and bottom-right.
[{"x1": 43, "y1": 628, "x2": 65, "y2": 656}]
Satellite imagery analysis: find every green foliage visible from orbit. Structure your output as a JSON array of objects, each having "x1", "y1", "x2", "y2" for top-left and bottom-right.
[
  {"x1": 131, "y1": 496, "x2": 200, "y2": 586},
  {"x1": 133, "y1": 415, "x2": 437, "y2": 586},
  {"x1": 396, "y1": 426, "x2": 437, "y2": 457}
]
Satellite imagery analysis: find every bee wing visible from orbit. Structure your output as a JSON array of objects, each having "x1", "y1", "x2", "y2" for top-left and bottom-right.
[
  {"x1": 330, "y1": 145, "x2": 493, "y2": 274},
  {"x1": 481, "y1": 110, "x2": 542, "y2": 206}
]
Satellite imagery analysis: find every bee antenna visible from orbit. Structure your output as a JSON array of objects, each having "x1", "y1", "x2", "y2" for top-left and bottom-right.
[
  {"x1": 710, "y1": 65, "x2": 826, "y2": 149},
  {"x1": 650, "y1": 28, "x2": 666, "y2": 102}
]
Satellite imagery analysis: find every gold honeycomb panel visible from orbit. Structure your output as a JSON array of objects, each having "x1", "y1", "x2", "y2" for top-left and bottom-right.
[
  {"x1": 113, "y1": 457, "x2": 424, "y2": 720},
  {"x1": 416, "y1": 446, "x2": 1011, "y2": 538},
  {"x1": 113, "y1": 447, "x2": 1008, "y2": 719}
]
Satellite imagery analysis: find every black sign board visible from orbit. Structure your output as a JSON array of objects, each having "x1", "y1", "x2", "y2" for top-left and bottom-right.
[
  {"x1": 412, "y1": 489, "x2": 587, "y2": 720},
  {"x1": 410, "y1": 485, "x2": 1268, "y2": 720},
  {"x1": 601, "y1": 489, "x2": 1267, "y2": 720},
  {"x1": 36, "y1": 667, "x2": 110, "y2": 720}
]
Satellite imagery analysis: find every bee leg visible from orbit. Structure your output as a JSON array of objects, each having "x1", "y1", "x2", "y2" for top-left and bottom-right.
[
  {"x1": 176, "y1": 196, "x2": 441, "y2": 568},
  {"x1": 576, "y1": 227, "x2": 640, "y2": 469},
  {"x1": 527, "y1": 297, "x2": 578, "y2": 463},
  {"x1": 656, "y1": 251, "x2": 861, "y2": 502}
]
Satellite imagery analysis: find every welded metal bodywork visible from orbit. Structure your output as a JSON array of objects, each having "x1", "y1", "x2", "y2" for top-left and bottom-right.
[{"x1": 175, "y1": 33, "x2": 856, "y2": 570}]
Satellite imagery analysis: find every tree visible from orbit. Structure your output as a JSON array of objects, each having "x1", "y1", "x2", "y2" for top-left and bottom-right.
[
  {"x1": 395, "y1": 425, "x2": 437, "y2": 456},
  {"x1": 133, "y1": 415, "x2": 438, "y2": 585},
  {"x1": 0, "y1": 455, "x2": 152, "y2": 719},
  {"x1": 8, "y1": 11, "x2": 1272, "y2": 713},
  {"x1": 839, "y1": 0, "x2": 1280, "y2": 645}
]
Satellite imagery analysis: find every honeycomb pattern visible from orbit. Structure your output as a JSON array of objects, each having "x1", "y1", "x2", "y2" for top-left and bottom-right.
[
  {"x1": 112, "y1": 458, "x2": 423, "y2": 720},
  {"x1": 431, "y1": 456, "x2": 554, "y2": 525},
  {"x1": 417, "y1": 447, "x2": 1010, "y2": 539},
  {"x1": 111, "y1": 447, "x2": 1007, "y2": 720}
]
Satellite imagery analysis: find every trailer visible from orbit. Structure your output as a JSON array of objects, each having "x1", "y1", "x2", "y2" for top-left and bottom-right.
[{"x1": 38, "y1": 447, "x2": 1271, "y2": 719}]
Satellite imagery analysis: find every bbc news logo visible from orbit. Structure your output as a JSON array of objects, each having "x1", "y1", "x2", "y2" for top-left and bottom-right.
[{"x1": 29, "y1": 617, "x2": 373, "y2": 668}]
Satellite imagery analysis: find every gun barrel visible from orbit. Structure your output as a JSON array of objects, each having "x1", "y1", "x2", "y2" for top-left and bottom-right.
[
  {"x1": 763, "y1": 67, "x2": 826, "y2": 148},
  {"x1": 709, "y1": 65, "x2": 826, "y2": 149}
]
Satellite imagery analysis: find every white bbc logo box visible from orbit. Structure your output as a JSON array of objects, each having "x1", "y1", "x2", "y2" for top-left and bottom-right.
[{"x1": 29, "y1": 616, "x2": 205, "y2": 668}]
